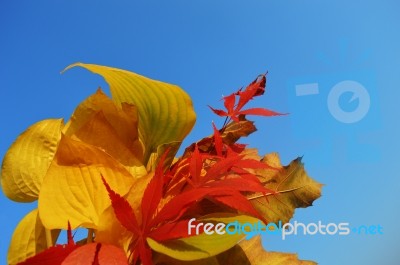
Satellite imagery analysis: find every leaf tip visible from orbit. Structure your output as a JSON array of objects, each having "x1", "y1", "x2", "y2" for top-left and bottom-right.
[{"x1": 60, "y1": 62, "x2": 84, "y2": 74}]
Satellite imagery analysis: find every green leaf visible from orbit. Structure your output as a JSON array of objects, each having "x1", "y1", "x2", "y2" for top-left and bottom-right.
[
  {"x1": 153, "y1": 236, "x2": 318, "y2": 265},
  {"x1": 1, "y1": 119, "x2": 63, "y2": 202},
  {"x1": 63, "y1": 63, "x2": 196, "y2": 164},
  {"x1": 147, "y1": 214, "x2": 260, "y2": 261}
]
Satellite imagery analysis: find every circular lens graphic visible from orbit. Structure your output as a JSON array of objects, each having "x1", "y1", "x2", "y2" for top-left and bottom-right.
[{"x1": 327, "y1": 80, "x2": 370, "y2": 124}]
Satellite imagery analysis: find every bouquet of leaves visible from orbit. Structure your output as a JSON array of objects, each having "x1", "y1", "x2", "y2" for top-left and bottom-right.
[{"x1": 1, "y1": 63, "x2": 322, "y2": 265}]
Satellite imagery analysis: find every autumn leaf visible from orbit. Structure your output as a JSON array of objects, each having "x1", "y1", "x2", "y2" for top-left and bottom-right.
[
  {"x1": 154, "y1": 138, "x2": 278, "y2": 227},
  {"x1": 183, "y1": 118, "x2": 256, "y2": 156},
  {"x1": 151, "y1": 235, "x2": 317, "y2": 265},
  {"x1": 147, "y1": 214, "x2": 261, "y2": 261},
  {"x1": 63, "y1": 89, "x2": 146, "y2": 176},
  {"x1": 102, "y1": 166, "x2": 265, "y2": 263},
  {"x1": 95, "y1": 172, "x2": 154, "y2": 252},
  {"x1": 152, "y1": 235, "x2": 317, "y2": 265},
  {"x1": 7, "y1": 209, "x2": 60, "y2": 265},
  {"x1": 1, "y1": 119, "x2": 63, "y2": 202},
  {"x1": 101, "y1": 175, "x2": 141, "y2": 235},
  {"x1": 38, "y1": 135, "x2": 136, "y2": 230},
  {"x1": 16, "y1": 222, "x2": 78, "y2": 265},
  {"x1": 141, "y1": 150, "x2": 170, "y2": 229},
  {"x1": 101, "y1": 151, "x2": 182, "y2": 264},
  {"x1": 249, "y1": 153, "x2": 323, "y2": 224},
  {"x1": 209, "y1": 75, "x2": 285, "y2": 122},
  {"x1": 1, "y1": 66, "x2": 321, "y2": 265},
  {"x1": 63, "y1": 63, "x2": 196, "y2": 164},
  {"x1": 61, "y1": 243, "x2": 129, "y2": 265}
]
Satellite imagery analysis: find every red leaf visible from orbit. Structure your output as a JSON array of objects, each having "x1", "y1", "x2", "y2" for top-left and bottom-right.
[
  {"x1": 212, "y1": 122, "x2": 223, "y2": 156},
  {"x1": 166, "y1": 157, "x2": 191, "y2": 190},
  {"x1": 61, "y1": 243, "x2": 97, "y2": 265},
  {"x1": 236, "y1": 74, "x2": 267, "y2": 110},
  {"x1": 208, "y1": 74, "x2": 285, "y2": 122},
  {"x1": 62, "y1": 243, "x2": 129, "y2": 265},
  {"x1": 228, "y1": 143, "x2": 247, "y2": 153},
  {"x1": 232, "y1": 169, "x2": 263, "y2": 183},
  {"x1": 148, "y1": 219, "x2": 194, "y2": 242},
  {"x1": 92, "y1": 243, "x2": 101, "y2": 265},
  {"x1": 233, "y1": 158, "x2": 271, "y2": 170},
  {"x1": 141, "y1": 150, "x2": 169, "y2": 228},
  {"x1": 236, "y1": 88, "x2": 258, "y2": 112},
  {"x1": 67, "y1": 221, "x2": 74, "y2": 246},
  {"x1": 189, "y1": 145, "x2": 203, "y2": 185},
  {"x1": 137, "y1": 238, "x2": 152, "y2": 265},
  {"x1": 208, "y1": 105, "x2": 228, "y2": 117},
  {"x1": 238, "y1": 107, "x2": 285, "y2": 117},
  {"x1": 210, "y1": 190, "x2": 266, "y2": 222},
  {"x1": 152, "y1": 187, "x2": 223, "y2": 224},
  {"x1": 101, "y1": 175, "x2": 140, "y2": 235},
  {"x1": 202, "y1": 154, "x2": 243, "y2": 184},
  {"x1": 205, "y1": 178, "x2": 266, "y2": 193},
  {"x1": 97, "y1": 244, "x2": 129, "y2": 265},
  {"x1": 18, "y1": 223, "x2": 78, "y2": 265},
  {"x1": 223, "y1": 93, "x2": 236, "y2": 113},
  {"x1": 17, "y1": 244, "x2": 79, "y2": 265},
  {"x1": 246, "y1": 74, "x2": 266, "y2": 97}
]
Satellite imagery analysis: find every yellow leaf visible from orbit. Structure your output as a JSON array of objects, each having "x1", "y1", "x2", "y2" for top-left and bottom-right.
[
  {"x1": 147, "y1": 214, "x2": 260, "y2": 261},
  {"x1": 95, "y1": 205, "x2": 134, "y2": 254},
  {"x1": 1, "y1": 119, "x2": 63, "y2": 202},
  {"x1": 250, "y1": 153, "x2": 323, "y2": 224},
  {"x1": 95, "y1": 173, "x2": 153, "y2": 252},
  {"x1": 8, "y1": 209, "x2": 59, "y2": 265},
  {"x1": 153, "y1": 234, "x2": 318, "y2": 265},
  {"x1": 63, "y1": 63, "x2": 196, "y2": 164},
  {"x1": 38, "y1": 135, "x2": 136, "y2": 230},
  {"x1": 64, "y1": 89, "x2": 146, "y2": 177}
]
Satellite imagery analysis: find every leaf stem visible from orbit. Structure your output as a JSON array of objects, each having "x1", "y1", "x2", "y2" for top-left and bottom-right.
[
  {"x1": 87, "y1": 228, "x2": 94, "y2": 243},
  {"x1": 247, "y1": 185, "x2": 308, "y2": 200},
  {"x1": 45, "y1": 229, "x2": 53, "y2": 248}
]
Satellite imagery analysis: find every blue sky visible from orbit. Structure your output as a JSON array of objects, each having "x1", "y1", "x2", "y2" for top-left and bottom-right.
[{"x1": 1, "y1": 1, "x2": 399, "y2": 264}]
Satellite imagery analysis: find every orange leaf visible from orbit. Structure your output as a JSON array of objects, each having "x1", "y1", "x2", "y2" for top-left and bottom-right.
[{"x1": 61, "y1": 243, "x2": 128, "y2": 265}]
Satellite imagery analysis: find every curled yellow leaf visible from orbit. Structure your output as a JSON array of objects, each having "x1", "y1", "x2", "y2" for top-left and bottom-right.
[
  {"x1": 64, "y1": 89, "x2": 146, "y2": 177},
  {"x1": 1, "y1": 119, "x2": 63, "y2": 202},
  {"x1": 64, "y1": 63, "x2": 196, "y2": 163},
  {"x1": 8, "y1": 209, "x2": 59, "y2": 265}
]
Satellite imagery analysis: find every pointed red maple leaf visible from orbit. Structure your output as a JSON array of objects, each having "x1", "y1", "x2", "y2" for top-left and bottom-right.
[
  {"x1": 209, "y1": 74, "x2": 285, "y2": 122},
  {"x1": 102, "y1": 150, "x2": 192, "y2": 265}
]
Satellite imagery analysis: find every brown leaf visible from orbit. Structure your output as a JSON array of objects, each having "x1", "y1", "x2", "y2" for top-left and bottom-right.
[{"x1": 249, "y1": 153, "x2": 323, "y2": 224}]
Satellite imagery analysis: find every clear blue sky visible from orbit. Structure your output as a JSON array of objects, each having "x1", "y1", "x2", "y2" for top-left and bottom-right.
[{"x1": 1, "y1": 1, "x2": 399, "y2": 264}]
